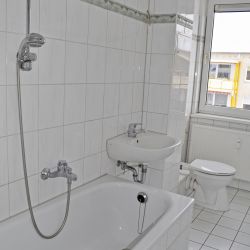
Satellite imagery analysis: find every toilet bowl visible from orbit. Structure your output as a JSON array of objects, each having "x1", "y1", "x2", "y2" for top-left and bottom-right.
[{"x1": 190, "y1": 159, "x2": 236, "y2": 211}]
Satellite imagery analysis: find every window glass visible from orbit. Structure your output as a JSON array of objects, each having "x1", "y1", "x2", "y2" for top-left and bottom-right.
[
  {"x1": 246, "y1": 66, "x2": 250, "y2": 81},
  {"x1": 206, "y1": 11, "x2": 250, "y2": 110}
]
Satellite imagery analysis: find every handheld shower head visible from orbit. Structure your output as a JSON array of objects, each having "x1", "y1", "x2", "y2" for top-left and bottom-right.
[
  {"x1": 17, "y1": 33, "x2": 45, "y2": 71},
  {"x1": 26, "y1": 33, "x2": 45, "y2": 47}
]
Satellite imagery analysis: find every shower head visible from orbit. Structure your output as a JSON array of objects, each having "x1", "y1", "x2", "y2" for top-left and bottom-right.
[
  {"x1": 26, "y1": 33, "x2": 45, "y2": 47},
  {"x1": 17, "y1": 33, "x2": 45, "y2": 71}
]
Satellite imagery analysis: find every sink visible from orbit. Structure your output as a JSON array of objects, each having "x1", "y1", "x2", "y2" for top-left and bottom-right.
[{"x1": 107, "y1": 131, "x2": 181, "y2": 163}]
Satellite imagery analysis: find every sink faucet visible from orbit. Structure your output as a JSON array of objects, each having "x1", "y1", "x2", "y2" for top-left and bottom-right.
[
  {"x1": 41, "y1": 160, "x2": 77, "y2": 184},
  {"x1": 128, "y1": 123, "x2": 144, "y2": 138}
]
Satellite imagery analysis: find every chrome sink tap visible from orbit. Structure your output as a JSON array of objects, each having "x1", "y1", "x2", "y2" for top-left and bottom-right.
[
  {"x1": 41, "y1": 160, "x2": 77, "y2": 184},
  {"x1": 127, "y1": 123, "x2": 144, "y2": 138}
]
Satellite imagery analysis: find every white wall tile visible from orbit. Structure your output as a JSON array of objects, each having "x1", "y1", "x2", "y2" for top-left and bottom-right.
[
  {"x1": 70, "y1": 160, "x2": 84, "y2": 189},
  {"x1": 39, "y1": 127, "x2": 63, "y2": 170},
  {"x1": 38, "y1": 174, "x2": 66, "y2": 203},
  {"x1": 0, "y1": 137, "x2": 8, "y2": 186},
  {"x1": 134, "y1": 53, "x2": 145, "y2": 83},
  {"x1": 87, "y1": 45, "x2": 106, "y2": 83},
  {"x1": 0, "y1": 86, "x2": 6, "y2": 137},
  {"x1": 154, "y1": 0, "x2": 177, "y2": 14},
  {"x1": 102, "y1": 117, "x2": 118, "y2": 150},
  {"x1": 118, "y1": 113, "x2": 132, "y2": 134},
  {"x1": 7, "y1": 85, "x2": 38, "y2": 134},
  {"x1": 150, "y1": 54, "x2": 173, "y2": 84},
  {"x1": 0, "y1": 0, "x2": 6, "y2": 32},
  {"x1": 7, "y1": 0, "x2": 39, "y2": 34},
  {"x1": 84, "y1": 154, "x2": 101, "y2": 183},
  {"x1": 146, "y1": 112, "x2": 168, "y2": 133},
  {"x1": 119, "y1": 84, "x2": 133, "y2": 115},
  {"x1": 133, "y1": 83, "x2": 144, "y2": 112},
  {"x1": 0, "y1": 32, "x2": 6, "y2": 84},
  {"x1": 84, "y1": 119, "x2": 102, "y2": 156},
  {"x1": 122, "y1": 17, "x2": 137, "y2": 51},
  {"x1": 88, "y1": 5, "x2": 107, "y2": 46},
  {"x1": 40, "y1": 0, "x2": 66, "y2": 39},
  {"x1": 39, "y1": 39, "x2": 65, "y2": 84},
  {"x1": 64, "y1": 123, "x2": 84, "y2": 162},
  {"x1": 64, "y1": 84, "x2": 85, "y2": 124},
  {"x1": 0, "y1": 185, "x2": 9, "y2": 221},
  {"x1": 148, "y1": 84, "x2": 170, "y2": 114},
  {"x1": 121, "y1": 51, "x2": 135, "y2": 83},
  {"x1": 105, "y1": 48, "x2": 122, "y2": 84},
  {"x1": 85, "y1": 84, "x2": 104, "y2": 121},
  {"x1": 107, "y1": 12, "x2": 123, "y2": 49},
  {"x1": 152, "y1": 24, "x2": 176, "y2": 54},
  {"x1": 38, "y1": 85, "x2": 64, "y2": 129},
  {"x1": 65, "y1": 42, "x2": 87, "y2": 84},
  {"x1": 135, "y1": 22, "x2": 147, "y2": 53},
  {"x1": 66, "y1": 0, "x2": 89, "y2": 43},
  {"x1": 9, "y1": 175, "x2": 38, "y2": 216},
  {"x1": 103, "y1": 84, "x2": 119, "y2": 117},
  {"x1": 8, "y1": 132, "x2": 38, "y2": 182}
]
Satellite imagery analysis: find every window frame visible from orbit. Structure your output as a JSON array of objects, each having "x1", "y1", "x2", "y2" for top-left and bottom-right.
[{"x1": 199, "y1": 0, "x2": 250, "y2": 119}]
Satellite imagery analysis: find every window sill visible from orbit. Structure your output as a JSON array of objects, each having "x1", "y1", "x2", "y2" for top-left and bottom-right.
[{"x1": 191, "y1": 113, "x2": 250, "y2": 126}]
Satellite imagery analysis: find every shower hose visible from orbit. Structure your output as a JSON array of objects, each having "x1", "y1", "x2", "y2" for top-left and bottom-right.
[{"x1": 16, "y1": 62, "x2": 71, "y2": 239}]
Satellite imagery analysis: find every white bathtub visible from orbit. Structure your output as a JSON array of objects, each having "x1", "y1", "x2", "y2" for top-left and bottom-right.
[{"x1": 0, "y1": 175, "x2": 193, "y2": 250}]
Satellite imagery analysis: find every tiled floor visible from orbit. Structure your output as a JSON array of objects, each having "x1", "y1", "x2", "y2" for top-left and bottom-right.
[{"x1": 189, "y1": 188, "x2": 250, "y2": 250}]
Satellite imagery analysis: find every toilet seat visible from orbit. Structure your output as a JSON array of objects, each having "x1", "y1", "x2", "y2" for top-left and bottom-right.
[{"x1": 190, "y1": 159, "x2": 236, "y2": 176}]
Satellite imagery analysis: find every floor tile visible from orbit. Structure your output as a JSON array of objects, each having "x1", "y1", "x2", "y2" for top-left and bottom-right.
[
  {"x1": 188, "y1": 241, "x2": 202, "y2": 250},
  {"x1": 211, "y1": 225, "x2": 237, "y2": 240},
  {"x1": 237, "y1": 190, "x2": 250, "y2": 200},
  {"x1": 198, "y1": 211, "x2": 221, "y2": 224},
  {"x1": 200, "y1": 246, "x2": 216, "y2": 250},
  {"x1": 235, "y1": 232, "x2": 250, "y2": 247},
  {"x1": 204, "y1": 235, "x2": 232, "y2": 250},
  {"x1": 204, "y1": 208, "x2": 223, "y2": 216},
  {"x1": 230, "y1": 203, "x2": 249, "y2": 214},
  {"x1": 232, "y1": 196, "x2": 250, "y2": 206},
  {"x1": 227, "y1": 187, "x2": 238, "y2": 196},
  {"x1": 240, "y1": 222, "x2": 250, "y2": 234},
  {"x1": 193, "y1": 208, "x2": 202, "y2": 220},
  {"x1": 190, "y1": 229, "x2": 209, "y2": 244},
  {"x1": 218, "y1": 216, "x2": 242, "y2": 230},
  {"x1": 231, "y1": 242, "x2": 250, "y2": 250},
  {"x1": 192, "y1": 219, "x2": 215, "y2": 233},
  {"x1": 200, "y1": 246, "x2": 215, "y2": 250},
  {"x1": 223, "y1": 209, "x2": 245, "y2": 221},
  {"x1": 244, "y1": 214, "x2": 250, "y2": 224}
]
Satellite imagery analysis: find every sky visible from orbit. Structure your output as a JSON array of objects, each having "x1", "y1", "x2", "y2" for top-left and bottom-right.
[{"x1": 212, "y1": 12, "x2": 250, "y2": 53}]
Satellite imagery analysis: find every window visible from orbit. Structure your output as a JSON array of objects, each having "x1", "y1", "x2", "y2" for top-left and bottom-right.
[
  {"x1": 199, "y1": 0, "x2": 250, "y2": 119},
  {"x1": 246, "y1": 66, "x2": 250, "y2": 81}
]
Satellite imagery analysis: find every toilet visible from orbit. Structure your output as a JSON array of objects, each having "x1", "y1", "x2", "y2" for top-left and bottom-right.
[{"x1": 190, "y1": 159, "x2": 236, "y2": 211}]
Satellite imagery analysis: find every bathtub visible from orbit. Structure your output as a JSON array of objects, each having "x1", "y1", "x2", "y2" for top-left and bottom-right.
[{"x1": 0, "y1": 175, "x2": 193, "y2": 250}]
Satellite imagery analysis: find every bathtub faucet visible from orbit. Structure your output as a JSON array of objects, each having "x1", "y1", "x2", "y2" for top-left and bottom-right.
[
  {"x1": 117, "y1": 161, "x2": 147, "y2": 184},
  {"x1": 41, "y1": 160, "x2": 77, "y2": 184}
]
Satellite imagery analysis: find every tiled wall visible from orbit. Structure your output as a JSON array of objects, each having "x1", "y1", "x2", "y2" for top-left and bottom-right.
[
  {"x1": 143, "y1": 0, "x2": 194, "y2": 146},
  {"x1": 139, "y1": 0, "x2": 194, "y2": 192},
  {"x1": 0, "y1": 0, "x2": 148, "y2": 221}
]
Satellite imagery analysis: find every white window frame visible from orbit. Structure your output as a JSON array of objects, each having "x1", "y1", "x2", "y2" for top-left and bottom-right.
[{"x1": 199, "y1": 0, "x2": 250, "y2": 119}]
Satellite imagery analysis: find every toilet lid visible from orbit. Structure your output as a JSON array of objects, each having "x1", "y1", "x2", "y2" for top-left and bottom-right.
[{"x1": 190, "y1": 159, "x2": 236, "y2": 176}]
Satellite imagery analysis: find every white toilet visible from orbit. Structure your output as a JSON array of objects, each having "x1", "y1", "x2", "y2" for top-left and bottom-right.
[{"x1": 190, "y1": 159, "x2": 236, "y2": 211}]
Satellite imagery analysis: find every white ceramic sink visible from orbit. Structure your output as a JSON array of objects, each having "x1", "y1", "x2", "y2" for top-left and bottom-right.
[{"x1": 107, "y1": 131, "x2": 181, "y2": 163}]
